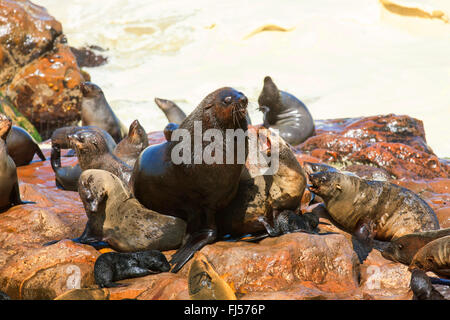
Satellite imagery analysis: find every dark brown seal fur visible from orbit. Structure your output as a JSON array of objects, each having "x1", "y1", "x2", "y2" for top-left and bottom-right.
[
  {"x1": 410, "y1": 269, "x2": 446, "y2": 300},
  {"x1": 307, "y1": 170, "x2": 439, "y2": 241},
  {"x1": 113, "y1": 119, "x2": 148, "y2": 167},
  {"x1": 0, "y1": 114, "x2": 45, "y2": 166},
  {"x1": 132, "y1": 87, "x2": 249, "y2": 272},
  {"x1": 258, "y1": 76, "x2": 315, "y2": 146},
  {"x1": 81, "y1": 82, "x2": 127, "y2": 143}
]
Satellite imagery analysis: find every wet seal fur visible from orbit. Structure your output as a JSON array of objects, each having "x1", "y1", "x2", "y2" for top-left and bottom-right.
[
  {"x1": 410, "y1": 269, "x2": 446, "y2": 300},
  {"x1": 258, "y1": 210, "x2": 319, "y2": 237},
  {"x1": 409, "y1": 235, "x2": 450, "y2": 278},
  {"x1": 50, "y1": 126, "x2": 117, "y2": 191},
  {"x1": 307, "y1": 170, "x2": 440, "y2": 241},
  {"x1": 132, "y1": 87, "x2": 249, "y2": 273},
  {"x1": 113, "y1": 119, "x2": 148, "y2": 167},
  {"x1": 154, "y1": 98, "x2": 187, "y2": 125},
  {"x1": 258, "y1": 76, "x2": 315, "y2": 146},
  {"x1": 72, "y1": 169, "x2": 186, "y2": 252},
  {"x1": 0, "y1": 114, "x2": 45, "y2": 166},
  {"x1": 81, "y1": 82, "x2": 127, "y2": 143},
  {"x1": 94, "y1": 250, "x2": 170, "y2": 288},
  {"x1": 70, "y1": 130, "x2": 133, "y2": 186},
  {"x1": 188, "y1": 251, "x2": 237, "y2": 300},
  {"x1": 380, "y1": 228, "x2": 450, "y2": 265},
  {"x1": 0, "y1": 123, "x2": 34, "y2": 212}
]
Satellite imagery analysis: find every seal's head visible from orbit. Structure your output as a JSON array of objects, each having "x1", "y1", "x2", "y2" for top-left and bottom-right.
[
  {"x1": 78, "y1": 172, "x2": 107, "y2": 213},
  {"x1": 127, "y1": 119, "x2": 148, "y2": 146},
  {"x1": 303, "y1": 162, "x2": 338, "y2": 176},
  {"x1": 410, "y1": 269, "x2": 434, "y2": 300},
  {"x1": 155, "y1": 98, "x2": 177, "y2": 112},
  {"x1": 0, "y1": 114, "x2": 12, "y2": 141},
  {"x1": 201, "y1": 87, "x2": 248, "y2": 130},
  {"x1": 136, "y1": 250, "x2": 171, "y2": 272},
  {"x1": 81, "y1": 81, "x2": 104, "y2": 98},
  {"x1": 409, "y1": 252, "x2": 438, "y2": 273},
  {"x1": 258, "y1": 76, "x2": 280, "y2": 112},
  {"x1": 380, "y1": 236, "x2": 417, "y2": 264},
  {"x1": 69, "y1": 130, "x2": 109, "y2": 156},
  {"x1": 307, "y1": 171, "x2": 347, "y2": 201}
]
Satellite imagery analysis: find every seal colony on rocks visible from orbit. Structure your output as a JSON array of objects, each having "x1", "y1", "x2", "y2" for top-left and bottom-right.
[
  {"x1": 258, "y1": 76, "x2": 315, "y2": 146},
  {"x1": 94, "y1": 250, "x2": 170, "y2": 288},
  {"x1": 132, "y1": 87, "x2": 249, "y2": 272}
]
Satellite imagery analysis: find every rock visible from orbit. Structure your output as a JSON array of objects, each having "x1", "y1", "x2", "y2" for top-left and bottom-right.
[
  {"x1": 0, "y1": 240, "x2": 99, "y2": 300},
  {"x1": 70, "y1": 46, "x2": 108, "y2": 68},
  {"x1": 298, "y1": 114, "x2": 448, "y2": 179},
  {"x1": 177, "y1": 232, "x2": 360, "y2": 296},
  {"x1": 54, "y1": 287, "x2": 110, "y2": 300},
  {"x1": 0, "y1": 0, "x2": 62, "y2": 87},
  {"x1": 6, "y1": 40, "x2": 84, "y2": 139}
]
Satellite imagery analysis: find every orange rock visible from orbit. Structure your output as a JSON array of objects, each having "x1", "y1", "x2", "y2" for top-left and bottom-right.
[{"x1": 0, "y1": 240, "x2": 100, "y2": 300}]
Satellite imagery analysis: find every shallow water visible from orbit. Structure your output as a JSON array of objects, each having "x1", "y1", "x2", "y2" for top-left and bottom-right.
[{"x1": 36, "y1": 0, "x2": 450, "y2": 157}]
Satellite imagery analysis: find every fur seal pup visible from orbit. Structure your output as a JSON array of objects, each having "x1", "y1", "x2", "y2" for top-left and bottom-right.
[
  {"x1": 258, "y1": 210, "x2": 319, "y2": 237},
  {"x1": 73, "y1": 169, "x2": 186, "y2": 251},
  {"x1": 69, "y1": 130, "x2": 133, "y2": 186},
  {"x1": 188, "y1": 252, "x2": 237, "y2": 300},
  {"x1": 216, "y1": 127, "x2": 307, "y2": 237},
  {"x1": 409, "y1": 236, "x2": 450, "y2": 278},
  {"x1": 410, "y1": 269, "x2": 446, "y2": 300},
  {"x1": 0, "y1": 114, "x2": 45, "y2": 166},
  {"x1": 81, "y1": 82, "x2": 127, "y2": 143},
  {"x1": 132, "y1": 87, "x2": 249, "y2": 273},
  {"x1": 258, "y1": 76, "x2": 314, "y2": 146},
  {"x1": 0, "y1": 139, "x2": 33, "y2": 212},
  {"x1": 154, "y1": 98, "x2": 187, "y2": 125},
  {"x1": 380, "y1": 228, "x2": 450, "y2": 265},
  {"x1": 94, "y1": 250, "x2": 170, "y2": 288},
  {"x1": 113, "y1": 120, "x2": 148, "y2": 167},
  {"x1": 307, "y1": 170, "x2": 440, "y2": 241}
]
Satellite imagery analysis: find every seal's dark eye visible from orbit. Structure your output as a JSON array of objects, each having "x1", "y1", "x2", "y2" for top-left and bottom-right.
[
  {"x1": 224, "y1": 96, "x2": 232, "y2": 104},
  {"x1": 397, "y1": 244, "x2": 403, "y2": 250}
]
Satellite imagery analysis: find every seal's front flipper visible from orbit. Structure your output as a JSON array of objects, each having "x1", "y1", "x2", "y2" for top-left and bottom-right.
[
  {"x1": 72, "y1": 237, "x2": 111, "y2": 250},
  {"x1": 351, "y1": 236, "x2": 373, "y2": 263},
  {"x1": 35, "y1": 145, "x2": 46, "y2": 161},
  {"x1": 43, "y1": 239, "x2": 61, "y2": 246},
  {"x1": 170, "y1": 229, "x2": 216, "y2": 273},
  {"x1": 100, "y1": 282, "x2": 128, "y2": 288},
  {"x1": 430, "y1": 277, "x2": 450, "y2": 286},
  {"x1": 257, "y1": 216, "x2": 279, "y2": 237}
]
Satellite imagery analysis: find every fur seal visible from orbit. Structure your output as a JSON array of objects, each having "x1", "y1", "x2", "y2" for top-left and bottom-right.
[
  {"x1": 94, "y1": 250, "x2": 170, "y2": 288},
  {"x1": 380, "y1": 228, "x2": 450, "y2": 265},
  {"x1": 188, "y1": 252, "x2": 237, "y2": 300},
  {"x1": 258, "y1": 210, "x2": 319, "y2": 237},
  {"x1": 409, "y1": 235, "x2": 450, "y2": 278},
  {"x1": 113, "y1": 120, "x2": 148, "y2": 167},
  {"x1": 72, "y1": 169, "x2": 186, "y2": 252},
  {"x1": 0, "y1": 114, "x2": 45, "y2": 166},
  {"x1": 132, "y1": 87, "x2": 249, "y2": 272},
  {"x1": 307, "y1": 170, "x2": 440, "y2": 241},
  {"x1": 81, "y1": 82, "x2": 127, "y2": 143},
  {"x1": 216, "y1": 127, "x2": 307, "y2": 236},
  {"x1": 258, "y1": 76, "x2": 315, "y2": 146},
  {"x1": 410, "y1": 269, "x2": 446, "y2": 300},
  {"x1": 69, "y1": 130, "x2": 133, "y2": 186},
  {"x1": 154, "y1": 98, "x2": 187, "y2": 125},
  {"x1": 0, "y1": 137, "x2": 33, "y2": 212}
]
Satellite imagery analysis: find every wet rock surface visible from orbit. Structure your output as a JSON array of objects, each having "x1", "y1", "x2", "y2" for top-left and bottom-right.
[
  {"x1": 0, "y1": 114, "x2": 447, "y2": 300},
  {"x1": 0, "y1": 0, "x2": 85, "y2": 140}
]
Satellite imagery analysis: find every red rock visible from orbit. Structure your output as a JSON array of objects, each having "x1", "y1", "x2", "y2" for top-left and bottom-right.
[
  {"x1": 0, "y1": 0, "x2": 62, "y2": 86},
  {"x1": 0, "y1": 240, "x2": 99, "y2": 300},
  {"x1": 299, "y1": 134, "x2": 365, "y2": 161}
]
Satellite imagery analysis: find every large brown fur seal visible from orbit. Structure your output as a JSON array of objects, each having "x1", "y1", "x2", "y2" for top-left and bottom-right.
[
  {"x1": 0, "y1": 114, "x2": 45, "y2": 166},
  {"x1": 216, "y1": 127, "x2": 307, "y2": 236},
  {"x1": 409, "y1": 235, "x2": 450, "y2": 278},
  {"x1": 307, "y1": 170, "x2": 439, "y2": 241},
  {"x1": 258, "y1": 76, "x2": 315, "y2": 146},
  {"x1": 132, "y1": 87, "x2": 249, "y2": 272},
  {"x1": 154, "y1": 98, "x2": 187, "y2": 125},
  {"x1": 113, "y1": 119, "x2": 148, "y2": 167},
  {"x1": 70, "y1": 130, "x2": 133, "y2": 186},
  {"x1": 81, "y1": 82, "x2": 127, "y2": 143},
  {"x1": 380, "y1": 228, "x2": 450, "y2": 265}
]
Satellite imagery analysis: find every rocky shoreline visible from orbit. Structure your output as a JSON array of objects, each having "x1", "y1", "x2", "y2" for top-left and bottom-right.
[{"x1": 0, "y1": 0, "x2": 448, "y2": 300}]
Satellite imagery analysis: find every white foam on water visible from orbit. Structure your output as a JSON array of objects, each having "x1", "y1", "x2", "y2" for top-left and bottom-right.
[{"x1": 36, "y1": 0, "x2": 450, "y2": 157}]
